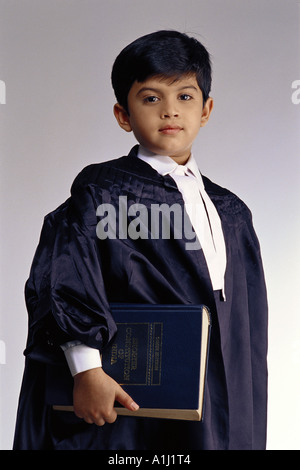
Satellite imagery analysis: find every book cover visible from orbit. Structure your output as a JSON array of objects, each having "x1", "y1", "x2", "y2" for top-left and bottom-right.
[{"x1": 47, "y1": 303, "x2": 211, "y2": 421}]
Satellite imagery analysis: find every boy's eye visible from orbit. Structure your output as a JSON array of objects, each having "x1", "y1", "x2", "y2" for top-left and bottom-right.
[
  {"x1": 143, "y1": 96, "x2": 159, "y2": 103},
  {"x1": 179, "y1": 94, "x2": 192, "y2": 101}
]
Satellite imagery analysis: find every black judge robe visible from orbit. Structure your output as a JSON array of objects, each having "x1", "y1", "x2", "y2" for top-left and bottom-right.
[{"x1": 13, "y1": 146, "x2": 268, "y2": 450}]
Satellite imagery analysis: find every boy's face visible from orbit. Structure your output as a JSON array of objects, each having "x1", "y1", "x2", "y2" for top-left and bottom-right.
[{"x1": 114, "y1": 74, "x2": 213, "y2": 165}]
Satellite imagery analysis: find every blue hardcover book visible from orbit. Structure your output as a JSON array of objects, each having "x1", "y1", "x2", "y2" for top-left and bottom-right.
[{"x1": 48, "y1": 303, "x2": 211, "y2": 421}]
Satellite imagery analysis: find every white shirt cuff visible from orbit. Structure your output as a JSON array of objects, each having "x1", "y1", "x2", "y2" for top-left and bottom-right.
[{"x1": 61, "y1": 342, "x2": 102, "y2": 376}]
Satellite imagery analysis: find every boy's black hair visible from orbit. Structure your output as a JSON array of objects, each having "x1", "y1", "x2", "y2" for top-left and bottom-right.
[{"x1": 111, "y1": 30, "x2": 212, "y2": 114}]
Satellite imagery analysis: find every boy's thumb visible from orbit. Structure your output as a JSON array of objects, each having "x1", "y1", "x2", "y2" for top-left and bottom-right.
[{"x1": 115, "y1": 387, "x2": 139, "y2": 412}]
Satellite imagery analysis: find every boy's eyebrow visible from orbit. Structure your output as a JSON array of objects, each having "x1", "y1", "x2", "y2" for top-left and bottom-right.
[
  {"x1": 136, "y1": 85, "x2": 199, "y2": 96},
  {"x1": 176, "y1": 85, "x2": 199, "y2": 93},
  {"x1": 136, "y1": 87, "x2": 160, "y2": 96}
]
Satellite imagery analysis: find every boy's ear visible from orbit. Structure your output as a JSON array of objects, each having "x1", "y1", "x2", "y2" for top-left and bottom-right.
[
  {"x1": 113, "y1": 103, "x2": 132, "y2": 132},
  {"x1": 200, "y1": 97, "x2": 214, "y2": 127}
]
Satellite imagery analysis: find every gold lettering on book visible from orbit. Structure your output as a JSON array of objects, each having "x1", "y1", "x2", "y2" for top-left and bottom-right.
[
  {"x1": 146, "y1": 324, "x2": 153, "y2": 385},
  {"x1": 109, "y1": 322, "x2": 163, "y2": 386},
  {"x1": 110, "y1": 343, "x2": 118, "y2": 365},
  {"x1": 123, "y1": 327, "x2": 132, "y2": 381},
  {"x1": 131, "y1": 337, "x2": 138, "y2": 371},
  {"x1": 151, "y1": 324, "x2": 163, "y2": 385},
  {"x1": 154, "y1": 336, "x2": 161, "y2": 371}
]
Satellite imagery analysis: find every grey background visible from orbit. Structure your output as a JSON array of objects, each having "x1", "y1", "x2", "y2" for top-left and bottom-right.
[{"x1": 0, "y1": 0, "x2": 299, "y2": 449}]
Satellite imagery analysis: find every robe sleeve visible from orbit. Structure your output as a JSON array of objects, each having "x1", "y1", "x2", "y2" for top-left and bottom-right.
[
  {"x1": 239, "y1": 206, "x2": 268, "y2": 448},
  {"x1": 24, "y1": 170, "x2": 117, "y2": 364}
]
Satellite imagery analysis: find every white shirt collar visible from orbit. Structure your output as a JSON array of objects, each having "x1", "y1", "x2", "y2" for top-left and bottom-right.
[{"x1": 137, "y1": 146, "x2": 204, "y2": 187}]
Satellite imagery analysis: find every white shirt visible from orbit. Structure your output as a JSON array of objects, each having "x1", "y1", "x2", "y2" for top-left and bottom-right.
[
  {"x1": 63, "y1": 146, "x2": 227, "y2": 375},
  {"x1": 137, "y1": 146, "x2": 227, "y2": 293}
]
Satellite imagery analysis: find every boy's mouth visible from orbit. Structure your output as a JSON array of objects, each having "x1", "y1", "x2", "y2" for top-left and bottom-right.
[{"x1": 159, "y1": 125, "x2": 183, "y2": 135}]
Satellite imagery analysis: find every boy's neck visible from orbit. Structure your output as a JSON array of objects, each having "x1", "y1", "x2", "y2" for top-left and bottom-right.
[{"x1": 139, "y1": 145, "x2": 191, "y2": 166}]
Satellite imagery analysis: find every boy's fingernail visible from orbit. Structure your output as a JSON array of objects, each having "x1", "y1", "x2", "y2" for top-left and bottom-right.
[{"x1": 130, "y1": 402, "x2": 139, "y2": 411}]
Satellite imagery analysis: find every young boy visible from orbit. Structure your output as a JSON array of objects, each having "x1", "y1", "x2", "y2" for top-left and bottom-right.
[{"x1": 13, "y1": 30, "x2": 268, "y2": 450}]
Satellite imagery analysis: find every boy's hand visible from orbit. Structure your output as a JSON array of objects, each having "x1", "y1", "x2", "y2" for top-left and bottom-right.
[{"x1": 73, "y1": 367, "x2": 139, "y2": 426}]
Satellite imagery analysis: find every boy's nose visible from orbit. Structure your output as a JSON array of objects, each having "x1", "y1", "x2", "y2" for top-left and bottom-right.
[
  {"x1": 161, "y1": 100, "x2": 179, "y2": 118},
  {"x1": 162, "y1": 110, "x2": 179, "y2": 118}
]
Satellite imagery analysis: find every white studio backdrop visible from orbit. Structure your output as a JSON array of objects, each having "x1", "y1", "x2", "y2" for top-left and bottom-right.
[{"x1": 0, "y1": 0, "x2": 299, "y2": 450}]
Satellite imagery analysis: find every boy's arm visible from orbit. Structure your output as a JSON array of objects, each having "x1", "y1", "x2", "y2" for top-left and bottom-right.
[{"x1": 73, "y1": 367, "x2": 139, "y2": 426}]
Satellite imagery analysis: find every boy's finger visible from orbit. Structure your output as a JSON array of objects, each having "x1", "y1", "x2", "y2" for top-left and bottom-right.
[{"x1": 115, "y1": 387, "x2": 139, "y2": 412}]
